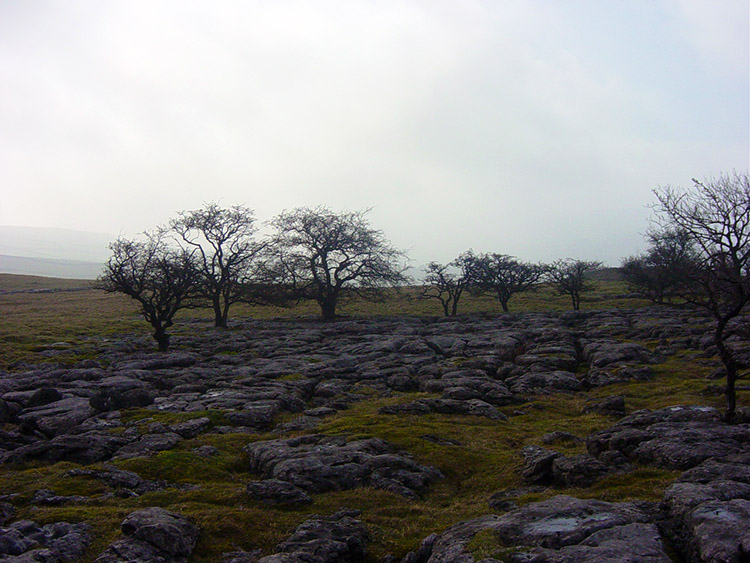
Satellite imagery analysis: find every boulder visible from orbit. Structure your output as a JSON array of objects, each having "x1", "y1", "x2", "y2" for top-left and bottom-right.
[
  {"x1": 551, "y1": 454, "x2": 610, "y2": 488},
  {"x1": 245, "y1": 435, "x2": 442, "y2": 499},
  {"x1": 246, "y1": 479, "x2": 312, "y2": 505},
  {"x1": 96, "y1": 507, "x2": 198, "y2": 563},
  {"x1": 406, "y1": 495, "x2": 667, "y2": 563},
  {"x1": 521, "y1": 445, "x2": 561, "y2": 485},
  {"x1": 258, "y1": 509, "x2": 368, "y2": 563}
]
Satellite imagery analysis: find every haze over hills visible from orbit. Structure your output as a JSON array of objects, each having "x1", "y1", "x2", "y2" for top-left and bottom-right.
[{"x1": 0, "y1": 226, "x2": 115, "y2": 279}]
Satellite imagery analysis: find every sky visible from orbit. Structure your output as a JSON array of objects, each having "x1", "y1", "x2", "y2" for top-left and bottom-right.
[{"x1": 1, "y1": 0, "x2": 748, "y2": 267}]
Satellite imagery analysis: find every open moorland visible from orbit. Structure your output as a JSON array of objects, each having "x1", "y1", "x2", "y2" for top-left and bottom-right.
[{"x1": 0, "y1": 274, "x2": 748, "y2": 562}]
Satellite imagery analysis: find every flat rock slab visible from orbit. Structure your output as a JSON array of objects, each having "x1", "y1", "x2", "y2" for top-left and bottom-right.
[
  {"x1": 245, "y1": 434, "x2": 442, "y2": 499},
  {"x1": 587, "y1": 405, "x2": 750, "y2": 470},
  {"x1": 662, "y1": 454, "x2": 750, "y2": 563},
  {"x1": 379, "y1": 398, "x2": 506, "y2": 420},
  {"x1": 0, "y1": 519, "x2": 91, "y2": 562},
  {"x1": 95, "y1": 507, "x2": 198, "y2": 563},
  {"x1": 1, "y1": 431, "x2": 130, "y2": 465},
  {"x1": 407, "y1": 495, "x2": 669, "y2": 563},
  {"x1": 259, "y1": 509, "x2": 368, "y2": 563}
]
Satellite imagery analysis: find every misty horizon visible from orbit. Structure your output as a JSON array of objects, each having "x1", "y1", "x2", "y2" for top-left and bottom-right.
[{"x1": 1, "y1": 2, "x2": 747, "y2": 269}]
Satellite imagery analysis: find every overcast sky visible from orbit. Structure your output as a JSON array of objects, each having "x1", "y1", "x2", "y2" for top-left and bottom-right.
[{"x1": 1, "y1": 0, "x2": 748, "y2": 266}]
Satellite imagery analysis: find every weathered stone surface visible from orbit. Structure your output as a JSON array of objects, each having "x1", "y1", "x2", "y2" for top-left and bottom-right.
[
  {"x1": 246, "y1": 479, "x2": 313, "y2": 505},
  {"x1": 1, "y1": 431, "x2": 129, "y2": 465},
  {"x1": 169, "y1": 417, "x2": 210, "y2": 438},
  {"x1": 661, "y1": 454, "x2": 750, "y2": 563},
  {"x1": 521, "y1": 445, "x2": 561, "y2": 485},
  {"x1": 114, "y1": 432, "x2": 181, "y2": 459},
  {"x1": 586, "y1": 406, "x2": 750, "y2": 470},
  {"x1": 506, "y1": 371, "x2": 581, "y2": 395},
  {"x1": 379, "y1": 398, "x2": 506, "y2": 420},
  {"x1": 509, "y1": 522, "x2": 671, "y2": 562},
  {"x1": 0, "y1": 519, "x2": 90, "y2": 562},
  {"x1": 31, "y1": 488, "x2": 88, "y2": 506},
  {"x1": 121, "y1": 508, "x2": 198, "y2": 556},
  {"x1": 583, "y1": 395, "x2": 626, "y2": 417},
  {"x1": 258, "y1": 509, "x2": 368, "y2": 563},
  {"x1": 96, "y1": 507, "x2": 198, "y2": 563},
  {"x1": 245, "y1": 435, "x2": 442, "y2": 499},
  {"x1": 17, "y1": 397, "x2": 96, "y2": 437},
  {"x1": 90, "y1": 385, "x2": 154, "y2": 412},
  {"x1": 66, "y1": 465, "x2": 175, "y2": 496},
  {"x1": 407, "y1": 496, "x2": 666, "y2": 563},
  {"x1": 551, "y1": 454, "x2": 610, "y2": 488}
]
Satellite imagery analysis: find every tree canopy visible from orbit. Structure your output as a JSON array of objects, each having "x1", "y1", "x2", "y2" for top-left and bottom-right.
[
  {"x1": 652, "y1": 171, "x2": 750, "y2": 421},
  {"x1": 170, "y1": 203, "x2": 264, "y2": 328},
  {"x1": 268, "y1": 206, "x2": 409, "y2": 320}
]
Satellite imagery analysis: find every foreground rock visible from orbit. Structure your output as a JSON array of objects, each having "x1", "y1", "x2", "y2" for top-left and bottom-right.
[
  {"x1": 95, "y1": 507, "x2": 198, "y2": 563},
  {"x1": 400, "y1": 495, "x2": 670, "y2": 563},
  {"x1": 259, "y1": 509, "x2": 368, "y2": 562},
  {"x1": 245, "y1": 434, "x2": 442, "y2": 499},
  {"x1": 662, "y1": 454, "x2": 750, "y2": 563},
  {"x1": 0, "y1": 518, "x2": 90, "y2": 562},
  {"x1": 587, "y1": 405, "x2": 750, "y2": 470}
]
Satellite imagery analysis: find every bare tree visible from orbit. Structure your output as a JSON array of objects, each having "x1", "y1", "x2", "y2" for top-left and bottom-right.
[
  {"x1": 268, "y1": 206, "x2": 409, "y2": 320},
  {"x1": 621, "y1": 228, "x2": 699, "y2": 303},
  {"x1": 546, "y1": 259, "x2": 602, "y2": 310},
  {"x1": 420, "y1": 251, "x2": 480, "y2": 316},
  {"x1": 475, "y1": 253, "x2": 545, "y2": 312},
  {"x1": 171, "y1": 203, "x2": 264, "y2": 328},
  {"x1": 98, "y1": 233, "x2": 200, "y2": 351},
  {"x1": 652, "y1": 171, "x2": 750, "y2": 422}
]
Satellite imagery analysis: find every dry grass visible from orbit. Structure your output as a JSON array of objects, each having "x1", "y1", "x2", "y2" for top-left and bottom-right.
[{"x1": 0, "y1": 273, "x2": 734, "y2": 561}]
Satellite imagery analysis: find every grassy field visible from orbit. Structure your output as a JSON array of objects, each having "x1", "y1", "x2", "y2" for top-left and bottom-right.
[
  {"x1": 0, "y1": 273, "x2": 651, "y2": 369},
  {"x1": 0, "y1": 273, "x2": 729, "y2": 561}
]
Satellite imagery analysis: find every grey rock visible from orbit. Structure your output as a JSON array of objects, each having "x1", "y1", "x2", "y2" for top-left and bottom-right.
[
  {"x1": 245, "y1": 435, "x2": 442, "y2": 499},
  {"x1": 551, "y1": 454, "x2": 610, "y2": 488},
  {"x1": 31, "y1": 489, "x2": 88, "y2": 506},
  {"x1": 114, "y1": 432, "x2": 181, "y2": 459},
  {"x1": 169, "y1": 417, "x2": 211, "y2": 438},
  {"x1": 246, "y1": 479, "x2": 313, "y2": 505},
  {"x1": 1, "y1": 431, "x2": 130, "y2": 465},
  {"x1": 26, "y1": 387, "x2": 62, "y2": 408},
  {"x1": 379, "y1": 399, "x2": 507, "y2": 420},
  {"x1": 583, "y1": 395, "x2": 626, "y2": 416},
  {"x1": 120, "y1": 507, "x2": 198, "y2": 557},
  {"x1": 521, "y1": 445, "x2": 561, "y2": 485},
  {"x1": 586, "y1": 405, "x2": 749, "y2": 470},
  {"x1": 506, "y1": 371, "x2": 581, "y2": 395},
  {"x1": 17, "y1": 397, "x2": 96, "y2": 437},
  {"x1": 259, "y1": 509, "x2": 368, "y2": 563}
]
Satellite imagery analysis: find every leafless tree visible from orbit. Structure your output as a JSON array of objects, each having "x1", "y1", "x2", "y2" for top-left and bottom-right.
[
  {"x1": 546, "y1": 259, "x2": 602, "y2": 310},
  {"x1": 420, "y1": 251, "x2": 480, "y2": 316},
  {"x1": 475, "y1": 253, "x2": 545, "y2": 312},
  {"x1": 268, "y1": 206, "x2": 409, "y2": 320},
  {"x1": 621, "y1": 228, "x2": 699, "y2": 304},
  {"x1": 97, "y1": 233, "x2": 200, "y2": 351},
  {"x1": 652, "y1": 171, "x2": 750, "y2": 422},
  {"x1": 171, "y1": 203, "x2": 265, "y2": 328}
]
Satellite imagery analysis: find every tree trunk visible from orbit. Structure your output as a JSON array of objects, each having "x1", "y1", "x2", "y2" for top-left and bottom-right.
[
  {"x1": 497, "y1": 290, "x2": 510, "y2": 312},
  {"x1": 153, "y1": 328, "x2": 170, "y2": 352},
  {"x1": 443, "y1": 300, "x2": 451, "y2": 317},
  {"x1": 571, "y1": 292, "x2": 580, "y2": 310},
  {"x1": 715, "y1": 319, "x2": 738, "y2": 423},
  {"x1": 212, "y1": 296, "x2": 228, "y2": 328},
  {"x1": 320, "y1": 298, "x2": 337, "y2": 321},
  {"x1": 450, "y1": 295, "x2": 459, "y2": 316}
]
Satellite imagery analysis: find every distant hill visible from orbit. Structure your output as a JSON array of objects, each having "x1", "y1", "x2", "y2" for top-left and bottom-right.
[
  {"x1": 0, "y1": 255, "x2": 104, "y2": 280},
  {"x1": 0, "y1": 226, "x2": 113, "y2": 261},
  {"x1": 0, "y1": 226, "x2": 114, "y2": 279}
]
